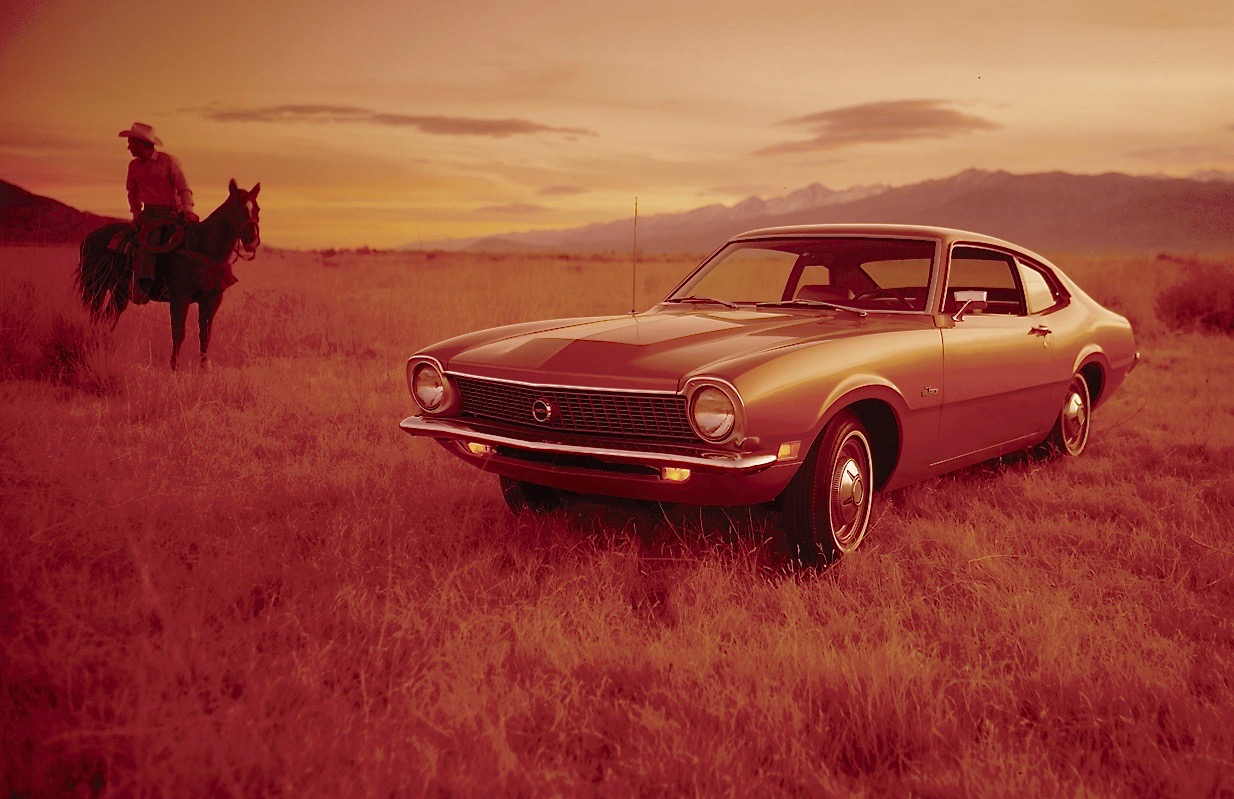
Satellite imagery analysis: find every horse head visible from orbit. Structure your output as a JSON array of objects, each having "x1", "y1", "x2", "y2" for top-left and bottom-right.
[{"x1": 226, "y1": 178, "x2": 261, "y2": 257}]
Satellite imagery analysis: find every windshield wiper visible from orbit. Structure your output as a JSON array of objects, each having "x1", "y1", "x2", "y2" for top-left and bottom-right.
[
  {"x1": 755, "y1": 299, "x2": 867, "y2": 318},
  {"x1": 664, "y1": 295, "x2": 741, "y2": 310}
]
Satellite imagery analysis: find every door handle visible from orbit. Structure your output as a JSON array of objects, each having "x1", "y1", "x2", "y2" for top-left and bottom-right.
[{"x1": 1030, "y1": 325, "x2": 1052, "y2": 336}]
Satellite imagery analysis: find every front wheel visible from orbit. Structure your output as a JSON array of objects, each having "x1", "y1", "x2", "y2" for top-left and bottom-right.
[
  {"x1": 1041, "y1": 375, "x2": 1091, "y2": 457},
  {"x1": 781, "y1": 410, "x2": 875, "y2": 565}
]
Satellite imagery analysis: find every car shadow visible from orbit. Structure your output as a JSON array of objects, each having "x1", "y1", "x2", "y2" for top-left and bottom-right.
[{"x1": 520, "y1": 447, "x2": 1061, "y2": 572}]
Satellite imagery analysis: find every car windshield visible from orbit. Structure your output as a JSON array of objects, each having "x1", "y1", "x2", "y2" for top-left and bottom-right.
[{"x1": 666, "y1": 236, "x2": 938, "y2": 312}]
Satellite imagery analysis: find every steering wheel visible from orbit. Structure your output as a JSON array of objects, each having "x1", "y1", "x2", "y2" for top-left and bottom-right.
[{"x1": 852, "y1": 288, "x2": 916, "y2": 311}]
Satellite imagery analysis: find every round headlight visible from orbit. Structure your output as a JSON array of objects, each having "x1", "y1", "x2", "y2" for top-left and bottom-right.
[
  {"x1": 691, "y1": 386, "x2": 736, "y2": 440},
  {"x1": 412, "y1": 364, "x2": 446, "y2": 411}
]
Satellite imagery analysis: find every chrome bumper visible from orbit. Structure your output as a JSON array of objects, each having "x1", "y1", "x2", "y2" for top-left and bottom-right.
[{"x1": 399, "y1": 415, "x2": 779, "y2": 473}]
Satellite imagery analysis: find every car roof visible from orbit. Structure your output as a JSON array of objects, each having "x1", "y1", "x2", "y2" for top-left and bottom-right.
[{"x1": 730, "y1": 223, "x2": 1047, "y2": 260}]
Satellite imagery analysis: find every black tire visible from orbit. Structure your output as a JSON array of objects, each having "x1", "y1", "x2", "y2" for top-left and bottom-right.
[
  {"x1": 499, "y1": 476, "x2": 564, "y2": 515},
  {"x1": 781, "y1": 410, "x2": 875, "y2": 565},
  {"x1": 1041, "y1": 374, "x2": 1091, "y2": 457}
]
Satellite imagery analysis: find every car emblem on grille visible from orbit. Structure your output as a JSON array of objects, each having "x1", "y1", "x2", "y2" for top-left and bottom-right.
[{"x1": 531, "y1": 398, "x2": 556, "y2": 424}]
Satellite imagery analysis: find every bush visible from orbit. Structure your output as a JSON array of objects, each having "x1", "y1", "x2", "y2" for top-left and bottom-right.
[
  {"x1": 1155, "y1": 259, "x2": 1234, "y2": 334},
  {"x1": 0, "y1": 279, "x2": 119, "y2": 393}
]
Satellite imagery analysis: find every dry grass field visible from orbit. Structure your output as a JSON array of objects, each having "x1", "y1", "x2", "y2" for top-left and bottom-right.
[{"x1": 2, "y1": 243, "x2": 1233, "y2": 797}]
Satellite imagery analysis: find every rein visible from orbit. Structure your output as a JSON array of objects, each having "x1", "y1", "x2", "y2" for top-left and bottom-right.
[
  {"x1": 174, "y1": 205, "x2": 260, "y2": 268},
  {"x1": 233, "y1": 218, "x2": 260, "y2": 261}
]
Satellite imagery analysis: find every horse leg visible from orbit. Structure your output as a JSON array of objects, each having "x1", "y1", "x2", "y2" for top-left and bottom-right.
[
  {"x1": 198, "y1": 292, "x2": 222, "y2": 370},
  {"x1": 169, "y1": 295, "x2": 190, "y2": 371}
]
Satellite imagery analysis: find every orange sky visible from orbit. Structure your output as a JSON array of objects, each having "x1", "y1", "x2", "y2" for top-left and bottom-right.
[{"x1": 2, "y1": 0, "x2": 1232, "y2": 248}]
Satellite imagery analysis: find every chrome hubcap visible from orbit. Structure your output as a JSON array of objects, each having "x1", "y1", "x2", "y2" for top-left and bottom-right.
[
  {"x1": 829, "y1": 432, "x2": 872, "y2": 550},
  {"x1": 1061, "y1": 385, "x2": 1089, "y2": 452},
  {"x1": 835, "y1": 458, "x2": 864, "y2": 525}
]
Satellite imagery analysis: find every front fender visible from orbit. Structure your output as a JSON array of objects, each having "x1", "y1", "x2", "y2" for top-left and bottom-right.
[
  {"x1": 728, "y1": 330, "x2": 943, "y2": 490},
  {"x1": 812, "y1": 381, "x2": 930, "y2": 491},
  {"x1": 814, "y1": 378, "x2": 909, "y2": 433}
]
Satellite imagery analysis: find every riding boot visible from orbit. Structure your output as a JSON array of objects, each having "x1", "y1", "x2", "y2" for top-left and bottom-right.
[
  {"x1": 132, "y1": 249, "x2": 155, "y2": 305},
  {"x1": 221, "y1": 262, "x2": 239, "y2": 290}
]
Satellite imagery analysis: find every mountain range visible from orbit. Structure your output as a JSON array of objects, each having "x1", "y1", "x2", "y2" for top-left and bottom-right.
[
  {"x1": 0, "y1": 180, "x2": 124, "y2": 244},
  {"x1": 3, "y1": 169, "x2": 1232, "y2": 254},
  {"x1": 444, "y1": 169, "x2": 1234, "y2": 255}
]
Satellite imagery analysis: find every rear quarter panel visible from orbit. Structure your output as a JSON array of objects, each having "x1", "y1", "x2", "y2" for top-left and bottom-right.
[{"x1": 1044, "y1": 280, "x2": 1138, "y2": 407}]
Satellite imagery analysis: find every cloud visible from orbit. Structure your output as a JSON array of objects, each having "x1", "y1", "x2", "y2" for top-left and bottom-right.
[
  {"x1": 757, "y1": 99, "x2": 998, "y2": 155},
  {"x1": 202, "y1": 105, "x2": 596, "y2": 138},
  {"x1": 537, "y1": 185, "x2": 587, "y2": 196},
  {"x1": 473, "y1": 203, "x2": 551, "y2": 214},
  {"x1": 1129, "y1": 143, "x2": 1234, "y2": 163}
]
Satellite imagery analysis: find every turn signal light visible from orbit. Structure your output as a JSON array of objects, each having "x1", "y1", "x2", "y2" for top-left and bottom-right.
[
  {"x1": 465, "y1": 442, "x2": 496, "y2": 456},
  {"x1": 776, "y1": 441, "x2": 801, "y2": 461},
  {"x1": 661, "y1": 467, "x2": 691, "y2": 483}
]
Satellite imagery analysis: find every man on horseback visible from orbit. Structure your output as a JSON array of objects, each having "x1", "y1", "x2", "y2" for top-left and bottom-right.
[
  {"x1": 81, "y1": 144, "x2": 261, "y2": 368},
  {"x1": 119, "y1": 122, "x2": 199, "y2": 303}
]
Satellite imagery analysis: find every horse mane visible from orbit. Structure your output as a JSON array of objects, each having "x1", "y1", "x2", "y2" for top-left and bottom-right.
[{"x1": 191, "y1": 185, "x2": 255, "y2": 263}]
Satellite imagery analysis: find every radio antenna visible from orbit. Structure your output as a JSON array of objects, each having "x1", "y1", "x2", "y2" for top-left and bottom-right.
[{"x1": 629, "y1": 196, "x2": 638, "y2": 315}]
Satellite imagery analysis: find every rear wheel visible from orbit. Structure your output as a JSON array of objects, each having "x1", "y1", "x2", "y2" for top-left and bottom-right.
[
  {"x1": 499, "y1": 476, "x2": 564, "y2": 514},
  {"x1": 781, "y1": 410, "x2": 874, "y2": 565},
  {"x1": 1042, "y1": 374, "x2": 1091, "y2": 457}
]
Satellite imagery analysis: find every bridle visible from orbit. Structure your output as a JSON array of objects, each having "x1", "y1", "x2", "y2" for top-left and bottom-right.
[
  {"x1": 168, "y1": 188, "x2": 261, "y2": 268},
  {"x1": 231, "y1": 202, "x2": 261, "y2": 262}
]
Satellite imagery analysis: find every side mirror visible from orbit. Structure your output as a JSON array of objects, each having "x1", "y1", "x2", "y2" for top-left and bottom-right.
[{"x1": 953, "y1": 290, "x2": 988, "y2": 321}]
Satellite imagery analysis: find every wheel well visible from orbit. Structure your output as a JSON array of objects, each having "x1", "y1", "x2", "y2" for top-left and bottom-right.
[
  {"x1": 1079, "y1": 361, "x2": 1105, "y2": 404},
  {"x1": 846, "y1": 399, "x2": 900, "y2": 490}
]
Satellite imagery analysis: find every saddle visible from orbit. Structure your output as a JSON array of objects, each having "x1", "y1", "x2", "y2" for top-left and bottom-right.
[
  {"x1": 107, "y1": 227, "x2": 136, "y2": 256},
  {"x1": 106, "y1": 212, "x2": 187, "y2": 256},
  {"x1": 107, "y1": 215, "x2": 237, "y2": 304}
]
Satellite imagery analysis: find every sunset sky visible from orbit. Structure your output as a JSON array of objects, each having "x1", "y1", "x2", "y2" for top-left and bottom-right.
[{"x1": 2, "y1": 0, "x2": 1232, "y2": 248}]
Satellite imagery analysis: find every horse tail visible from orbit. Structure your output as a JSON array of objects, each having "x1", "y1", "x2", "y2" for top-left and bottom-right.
[{"x1": 77, "y1": 223, "x2": 133, "y2": 323}]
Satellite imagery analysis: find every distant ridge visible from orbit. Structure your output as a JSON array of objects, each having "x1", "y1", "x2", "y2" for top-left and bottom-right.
[
  {"x1": 0, "y1": 180, "x2": 124, "y2": 244},
  {"x1": 444, "y1": 169, "x2": 1234, "y2": 255},
  {"x1": 463, "y1": 236, "x2": 545, "y2": 254},
  {"x1": 5, "y1": 171, "x2": 1232, "y2": 254}
]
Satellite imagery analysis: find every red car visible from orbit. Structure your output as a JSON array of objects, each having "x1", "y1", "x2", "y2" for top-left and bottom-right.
[{"x1": 401, "y1": 225, "x2": 1138, "y2": 563}]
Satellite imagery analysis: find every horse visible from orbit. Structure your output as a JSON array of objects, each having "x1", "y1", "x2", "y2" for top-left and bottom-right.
[{"x1": 77, "y1": 179, "x2": 261, "y2": 370}]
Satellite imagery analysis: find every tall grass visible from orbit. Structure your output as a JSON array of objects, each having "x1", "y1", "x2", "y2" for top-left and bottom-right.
[{"x1": 2, "y1": 246, "x2": 1232, "y2": 797}]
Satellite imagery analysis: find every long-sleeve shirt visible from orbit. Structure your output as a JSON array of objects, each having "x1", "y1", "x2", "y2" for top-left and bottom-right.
[{"x1": 126, "y1": 151, "x2": 194, "y2": 216}]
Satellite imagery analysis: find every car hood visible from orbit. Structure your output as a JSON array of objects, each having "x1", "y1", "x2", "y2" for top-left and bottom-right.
[{"x1": 440, "y1": 309, "x2": 908, "y2": 391}]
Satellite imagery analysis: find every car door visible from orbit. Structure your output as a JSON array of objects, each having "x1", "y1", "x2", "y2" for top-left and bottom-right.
[{"x1": 933, "y1": 245, "x2": 1058, "y2": 466}]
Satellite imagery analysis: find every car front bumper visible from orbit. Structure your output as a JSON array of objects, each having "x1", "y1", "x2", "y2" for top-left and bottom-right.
[{"x1": 400, "y1": 415, "x2": 800, "y2": 505}]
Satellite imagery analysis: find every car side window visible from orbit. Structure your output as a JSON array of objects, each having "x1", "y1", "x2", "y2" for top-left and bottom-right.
[
  {"x1": 946, "y1": 246, "x2": 1025, "y2": 316},
  {"x1": 1019, "y1": 260, "x2": 1061, "y2": 314}
]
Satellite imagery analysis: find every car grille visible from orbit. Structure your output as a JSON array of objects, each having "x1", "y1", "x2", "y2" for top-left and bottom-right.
[{"x1": 453, "y1": 375, "x2": 697, "y2": 441}]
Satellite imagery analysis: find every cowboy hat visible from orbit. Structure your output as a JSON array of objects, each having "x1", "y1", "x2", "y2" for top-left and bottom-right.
[{"x1": 118, "y1": 122, "x2": 161, "y2": 147}]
